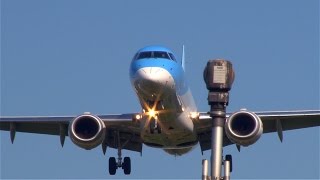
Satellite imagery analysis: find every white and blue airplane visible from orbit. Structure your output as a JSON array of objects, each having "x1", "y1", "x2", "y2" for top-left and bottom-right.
[{"x1": 1, "y1": 45, "x2": 319, "y2": 175}]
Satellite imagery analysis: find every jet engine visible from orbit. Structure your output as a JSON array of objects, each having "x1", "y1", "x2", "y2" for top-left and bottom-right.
[
  {"x1": 225, "y1": 110, "x2": 263, "y2": 146},
  {"x1": 69, "y1": 113, "x2": 106, "y2": 150}
]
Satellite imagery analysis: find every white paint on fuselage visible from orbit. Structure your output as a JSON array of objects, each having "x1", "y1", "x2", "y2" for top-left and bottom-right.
[
  {"x1": 133, "y1": 67, "x2": 175, "y2": 99},
  {"x1": 131, "y1": 66, "x2": 199, "y2": 155}
]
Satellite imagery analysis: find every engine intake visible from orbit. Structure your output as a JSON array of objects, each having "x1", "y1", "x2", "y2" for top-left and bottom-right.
[
  {"x1": 69, "y1": 114, "x2": 106, "y2": 150},
  {"x1": 225, "y1": 110, "x2": 263, "y2": 146}
]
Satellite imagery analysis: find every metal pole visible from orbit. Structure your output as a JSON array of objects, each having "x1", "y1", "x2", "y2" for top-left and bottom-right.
[
  {"x1": 224, "y1": 159, "x2": 230, "y2": 180},
  {"x1": 202, "y1": 159, "x2": 210, "y2": 180},
  {"x1": 203, "y1": 60, "x2": 234, "y2": 180},
  {"x1": 211, "y1": 125, "x2": 223, "y2": 179}
]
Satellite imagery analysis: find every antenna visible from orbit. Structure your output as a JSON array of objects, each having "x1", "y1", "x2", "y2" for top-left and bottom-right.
[{"x1": 182, "y1": 45, "x2": 185, "y2": 71}]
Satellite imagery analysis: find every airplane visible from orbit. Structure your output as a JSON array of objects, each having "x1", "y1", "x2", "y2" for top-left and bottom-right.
[{"x1": 1, "y1": 45, "x2": 319, "y2": 177}]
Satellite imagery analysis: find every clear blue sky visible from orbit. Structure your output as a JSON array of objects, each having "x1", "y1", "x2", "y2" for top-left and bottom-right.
[{"x1": 1, "y1": 0, "x2": 319, "y2": 179}]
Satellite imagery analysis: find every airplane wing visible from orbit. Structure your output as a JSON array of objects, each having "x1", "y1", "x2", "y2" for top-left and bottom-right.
[
  {"x1": 1, "y1": 110, "x2": 319, "y2": 154},
  {"x1": 196, "y1": 110, "x2": 320, "y2": 153},
  {"x1": 0, "y1": 114, "x2": 143, "y2": 153}
]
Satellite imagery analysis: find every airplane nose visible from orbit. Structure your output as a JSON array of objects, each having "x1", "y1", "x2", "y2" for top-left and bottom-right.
[{"x1": 133, "y1": 67, "x2": 175, "y2": 94}]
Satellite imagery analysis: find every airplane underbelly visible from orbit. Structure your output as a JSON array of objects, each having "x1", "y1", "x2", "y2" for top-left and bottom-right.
[{"x1": 141, "y1": 112, "x2": 198, "y2": 150}]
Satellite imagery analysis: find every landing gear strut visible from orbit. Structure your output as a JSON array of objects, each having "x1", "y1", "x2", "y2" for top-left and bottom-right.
[
  {"x1": 108, "y1": 131, "x2": 131, "y2": 175},
  {"x1": 149, "y1": 118, "x2": 161, "y2": 134}
]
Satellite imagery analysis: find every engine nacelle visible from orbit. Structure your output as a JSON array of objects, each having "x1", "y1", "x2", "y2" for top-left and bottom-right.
[
  {"x1": 225, "y1": 110, "x2": 263, "y2": 146},
  {"x1": 69, "y1": 114, "x2": 106, "y2": 150}
]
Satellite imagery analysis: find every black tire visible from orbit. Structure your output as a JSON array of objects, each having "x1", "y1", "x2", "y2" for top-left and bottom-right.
[
  {"x1": 123, "y1": 157, "x2": 131, "y2": 175},
  {"x1": 225, "y1": 154, "x2": 232, "y2": 172},
  {"x1": 109, "y1": 157, "x2": 117, "y2": 175}
]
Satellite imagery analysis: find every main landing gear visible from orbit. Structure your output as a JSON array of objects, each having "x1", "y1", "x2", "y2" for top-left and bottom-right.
[
  {"x1": 108, "y1": 131, "x2": 131, "y2": 175},
  {"x1": 109, "y1": 156, "x2": 131, "y2": 175}
]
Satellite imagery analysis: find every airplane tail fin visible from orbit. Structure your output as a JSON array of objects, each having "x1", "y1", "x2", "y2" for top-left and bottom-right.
[{"x1": 182, "y1": 45, "x2": 185, "y2": 71}]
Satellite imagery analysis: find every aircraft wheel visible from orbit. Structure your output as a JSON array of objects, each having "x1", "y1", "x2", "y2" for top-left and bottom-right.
[
  {"x1": 122, "y1": 157, "x2": 131, "y2": 175},
  {"x1": 109, "y1": 157, "x2": 117, "y2": 175},
  {"x1": 225, "y1": 154, "x2": 232, "y2": 172}
]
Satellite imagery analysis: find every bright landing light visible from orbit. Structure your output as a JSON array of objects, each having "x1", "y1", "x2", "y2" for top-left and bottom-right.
[
  {"x1": 135, "y1": 114, "x2": 142, "y2": 120},
  {"x1": 190, "y1": 112, "x2": 200, "y2": 120},
  {"x1": 148, "y1": 109, "x2": 156, "y2": 118}
]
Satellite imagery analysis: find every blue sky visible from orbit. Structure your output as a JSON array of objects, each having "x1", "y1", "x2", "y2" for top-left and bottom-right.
[{"x1": 1, "y1": 0, "x2": 319, "y2": 179}]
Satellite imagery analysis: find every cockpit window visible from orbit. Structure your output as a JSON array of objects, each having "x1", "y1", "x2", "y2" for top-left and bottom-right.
[
  {"x1": 132, "y1": 53, "x2": 139, "y2": 61},
  {"x1": 135, "y1": 51, "x2": 176, "y2": 61},
  {"x1": 168, "y1": 53, "x2": 176, "y2": 61},
  {"x1": 153, "y1": 51, "x2": 170, "y2": 59},
  {"x1": 137, "y1": 51, "x2": 152, "y2": 59}
]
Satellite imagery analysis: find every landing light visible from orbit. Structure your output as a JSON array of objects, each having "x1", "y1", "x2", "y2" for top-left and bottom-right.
[
  {"x1": 135, "y1": 114, "x2": 142, "y2": 120},
  {"x1": 190, "y1": 112, "x2": 200, "y2": 120},
  {"x1": 132, "y1": 114, "x2": 143, "y2": 123},
  {"x1": 145, "y1": 109, "x2": 159, "y2": 120},
  {"x1": 148, "y1": 110, "x2": 156, "y2": 117}
]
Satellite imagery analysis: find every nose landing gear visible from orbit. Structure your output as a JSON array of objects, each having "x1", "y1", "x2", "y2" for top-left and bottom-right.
[{"x1": 149, "y1": 118, "x2": 162, "y2": 134}]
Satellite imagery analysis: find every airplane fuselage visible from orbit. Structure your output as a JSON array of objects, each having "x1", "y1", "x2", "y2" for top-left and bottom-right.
[{"x1": 129, "y1": 46, "x2": 198, "y2": 155}]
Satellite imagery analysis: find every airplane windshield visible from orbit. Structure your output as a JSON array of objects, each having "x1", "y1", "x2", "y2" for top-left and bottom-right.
[
  {"x1": 136, "y1": 51, "x2": 176, "y2": 61},
  {"x1": 153, "y1": 51, "x2": 170, "y2": 59},
  {"x1": 169, "y1": 53, "x2": 176, "y2": 61},
  {"x1": 137, "y1": 52, "x2": 152, "y2": 59}
]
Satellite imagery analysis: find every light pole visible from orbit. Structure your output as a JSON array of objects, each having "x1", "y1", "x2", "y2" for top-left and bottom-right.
[{"x1": 203, "y1": 60, "x2": 234, "y2": 179}]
